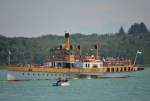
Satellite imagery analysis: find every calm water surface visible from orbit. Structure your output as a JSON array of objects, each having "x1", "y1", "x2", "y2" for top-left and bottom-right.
[{"x1": 0, "y1": 68, "x2": 150, "y2": 101}]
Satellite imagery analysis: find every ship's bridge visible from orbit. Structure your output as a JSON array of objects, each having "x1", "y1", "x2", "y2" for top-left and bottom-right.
[
  {"x1": 74, "y1": 57, "x2": 103, "y2": 69},
  {"x1": 45, "y1": 32, "x2": 102, "y2": 68}
]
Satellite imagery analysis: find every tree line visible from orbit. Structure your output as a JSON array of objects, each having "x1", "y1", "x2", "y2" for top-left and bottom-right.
[{"x1": 0, "y1": 22, "x2": 149, "y2": 65}]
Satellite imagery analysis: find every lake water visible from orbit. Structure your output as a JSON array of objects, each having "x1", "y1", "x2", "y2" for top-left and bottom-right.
[{"x1": 0, "y1": 68, "x2": 150, "y2": 101}]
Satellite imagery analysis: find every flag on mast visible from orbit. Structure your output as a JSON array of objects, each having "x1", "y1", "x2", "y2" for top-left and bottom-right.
[
  {"x1": 137, "y1": 50, "x2": 142, "y2": 54},
  {"x1": 8, "y1": 50, "x2": 11, "y2": 55}
]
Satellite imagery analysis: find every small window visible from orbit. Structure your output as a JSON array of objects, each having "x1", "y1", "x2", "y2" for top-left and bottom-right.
[
  {"x1": 93, "y1": 64, "x2": 98, "y2": 68},
  {"x1": 120, "y1": 68, "x2": 122, "y2": 72},
  {"x1": 29, "y1": 69, "x2": 32, "y2": 72},
  {"x1": 58, "y1": 63, "x2": 61, "y2": 67},
  {"x1": 72, "y1": 63, "x2": 74, "y2": 67},
  {"x1": 116, "y1": 68, "x2": 118, "y2": 72},
  {"x1": 124, "y1": 67, "x2": 127, "y2": 71},
  {"x1": 111, "y1": 68, "x2": 114, "y2": 72},
  {"x1": 22, "y1": 73, "x2": 24, "y2": 75},
  {"x1": 47, "y1": 74, "x2": 49, "y2": 76},
  {"x1": 27, "y1": 73, "x2": 30, "y2": 75},
  {"x1": 107, "y1": 68, "x2": 110, "y2": 72}
]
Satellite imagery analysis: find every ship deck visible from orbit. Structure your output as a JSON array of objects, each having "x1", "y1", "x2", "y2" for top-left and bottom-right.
[{"x1": 8, "y1": 65, "x2": 137, "y2": 73}]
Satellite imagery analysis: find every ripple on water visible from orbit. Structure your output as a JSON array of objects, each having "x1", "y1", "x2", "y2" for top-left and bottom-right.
[{"x1": 0, "y1": 68, "x2": 150, "y2": 101}]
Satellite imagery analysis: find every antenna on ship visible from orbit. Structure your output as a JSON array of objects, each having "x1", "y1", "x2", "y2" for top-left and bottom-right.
[{"x1": 77, "y1": 45, "x2": 82, "y2": 56}]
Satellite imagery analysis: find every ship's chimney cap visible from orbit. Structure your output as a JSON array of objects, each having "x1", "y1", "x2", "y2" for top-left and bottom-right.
[{"x1": 65, "y1": 33, "x2": 70, "y2": 38}]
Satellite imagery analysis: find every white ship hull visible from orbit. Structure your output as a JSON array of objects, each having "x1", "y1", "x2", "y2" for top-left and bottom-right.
[
  {"x1": 7, "y1": 71, "x2": 135, "y2": 81},
  {"x1": 7, "y1": 71, "x2": 76, "y2": 81}
]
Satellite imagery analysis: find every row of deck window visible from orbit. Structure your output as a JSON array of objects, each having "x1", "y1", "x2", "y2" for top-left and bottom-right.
[
  {"x1": 85, "y1": 64, "x2": 90, "y2": 68},
  {"x1": 51, "y1": 62, "x2": 74, "y2": 68},
  {"x1": 85, "y1": 63, "x2": 99, "y2": 68},
  {"x1": 106, "y1": 67, "x2": 132, "y2": 72},
  {"x1": 22, "y1": 73, "x2": 70, "y2": 77}
]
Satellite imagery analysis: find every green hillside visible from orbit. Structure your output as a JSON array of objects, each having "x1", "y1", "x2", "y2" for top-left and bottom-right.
[{"x1": 0, "y1": 22, "x2": 150, "y2": 65}]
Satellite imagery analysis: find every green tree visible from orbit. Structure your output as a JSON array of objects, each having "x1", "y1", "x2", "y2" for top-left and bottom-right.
[
  {"x1": 118, "y1": 26, "x2": 125, "y2": 35},
  {"x1": 128, "y1": 22, "x2": 148, "y2": 34}
]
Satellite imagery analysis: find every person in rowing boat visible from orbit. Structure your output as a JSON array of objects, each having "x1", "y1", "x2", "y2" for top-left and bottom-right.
[
  {"x1": 64, "y1": 79, "x2": 68, "y2": 82},
  {"x1": 57, "y1": 78, "x2": 62, "y2": 83},
  {"x1": 57, "y1": 78, "x2": 68, "y2": 83}
]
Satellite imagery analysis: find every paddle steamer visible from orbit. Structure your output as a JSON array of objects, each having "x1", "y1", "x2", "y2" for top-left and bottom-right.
[{"x1": 7, "y1": 33, "x2": 137, "y2": 80}]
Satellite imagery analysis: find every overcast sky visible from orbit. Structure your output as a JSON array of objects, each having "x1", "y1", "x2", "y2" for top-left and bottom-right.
[{"x1": 0, "y1": 0, "x2": 150, "y2": 37}]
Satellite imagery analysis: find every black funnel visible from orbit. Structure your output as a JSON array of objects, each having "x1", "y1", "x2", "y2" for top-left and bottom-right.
[{"x1": 65, "y1": 33, "x2": 70, "y2": 38}]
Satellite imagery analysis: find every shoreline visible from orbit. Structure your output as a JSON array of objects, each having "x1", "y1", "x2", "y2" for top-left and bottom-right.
[
  {"x1": 137, "y1": 64, "x2": 150, "y2": 68},
  {"x1": 0, "y1": 66, "x2": 7, "y2": 69}
]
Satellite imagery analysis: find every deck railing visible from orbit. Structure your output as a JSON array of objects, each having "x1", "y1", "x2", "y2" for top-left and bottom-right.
[{"x1": 8, "y1": 65, "x2": 136, "y2": 73}]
